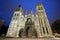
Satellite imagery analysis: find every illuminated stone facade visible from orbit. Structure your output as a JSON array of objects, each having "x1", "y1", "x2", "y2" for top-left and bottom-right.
[{"x1": 6, "y1": 3, "x2": 53, "y2": 38}]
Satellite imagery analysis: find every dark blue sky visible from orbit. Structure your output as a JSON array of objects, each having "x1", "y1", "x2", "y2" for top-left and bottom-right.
[{"x1": 0, "y1": 0, "x2": 60, "y2": 27}]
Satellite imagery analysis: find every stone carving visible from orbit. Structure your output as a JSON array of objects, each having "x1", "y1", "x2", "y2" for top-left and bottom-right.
[
  {"x1": 6, "y1": 3, "x2": 54, "y2": 38},
  {"x1": 19, "y1": 18, "x2": 37, "y2": 38}
]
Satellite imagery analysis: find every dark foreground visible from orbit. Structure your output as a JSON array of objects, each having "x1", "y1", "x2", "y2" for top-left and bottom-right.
[{"x1": 0, "y1": 37, "x2": 60, "y2": 40}]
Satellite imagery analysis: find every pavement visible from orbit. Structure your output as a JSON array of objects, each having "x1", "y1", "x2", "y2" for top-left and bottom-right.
[{"x1": 0, "y1": 37, "x2": 60, "y2": 40}]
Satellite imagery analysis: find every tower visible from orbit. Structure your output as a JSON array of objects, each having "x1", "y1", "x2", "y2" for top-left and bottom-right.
[
  {"x1": 6, "y1": 3, "x2": 54, "y2": 38},
  {"x1": 6, "y1": 5, "x2": 25, "y2": 37},
  {"x1": 36, "y1": 3, "x2": 53, "y2": 37}
]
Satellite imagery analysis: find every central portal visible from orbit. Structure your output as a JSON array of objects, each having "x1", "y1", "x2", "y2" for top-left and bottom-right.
[{"x1": 19, "y1": 18, "x2": 37, "y2": 38}]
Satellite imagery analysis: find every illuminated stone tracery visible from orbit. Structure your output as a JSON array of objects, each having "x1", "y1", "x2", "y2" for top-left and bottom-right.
[{"x1": 6, "y1": 3, "x2": 54, "y2": 38}]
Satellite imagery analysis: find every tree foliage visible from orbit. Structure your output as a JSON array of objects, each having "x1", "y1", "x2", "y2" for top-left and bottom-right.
[{"x1": 52, "y1": 19, "x2": 60, "y2": 34}]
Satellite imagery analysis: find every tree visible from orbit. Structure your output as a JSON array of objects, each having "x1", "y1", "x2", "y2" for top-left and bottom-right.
[{"x1": 52, "y1": 19, "x2": 60, "y2": 34}]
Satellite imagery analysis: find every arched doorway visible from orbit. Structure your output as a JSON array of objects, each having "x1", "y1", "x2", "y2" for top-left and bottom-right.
[
  {"x1": 19, "y1": 18, "x2": 38, "y2": 38},
  {"x1": 19, "y1": 28, "x2": 26, "y2": 38},
  {"x1": 25, "y1": 18, "x2": 38, "y2": 38}
]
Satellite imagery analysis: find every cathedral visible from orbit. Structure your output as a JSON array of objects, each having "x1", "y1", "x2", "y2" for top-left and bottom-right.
[{"x1": 6, "y1": 3, "x2": 54, "y2": 38}]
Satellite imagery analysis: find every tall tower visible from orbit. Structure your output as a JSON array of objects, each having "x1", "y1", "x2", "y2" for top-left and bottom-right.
[
  {"x1": 6, "y1": 5, "x2": 25, "y2": 37},
  {"x1": 36, "y1": 3, "x2": 53, "y2": 37}
]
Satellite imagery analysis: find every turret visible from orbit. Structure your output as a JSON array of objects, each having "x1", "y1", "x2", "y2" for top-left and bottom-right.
[
  {"x1": 15, "y1": 5, "x2": 24, "y2": 16},
  {"x1": 25, "y1": 10, "x2": 28, "y2": 15},
  {"x1": 36, "y1": 3, "x2": 43, "y2": 15},
  {"x1": 30, "y1": 9, "x2": 34, "y2": 16}
]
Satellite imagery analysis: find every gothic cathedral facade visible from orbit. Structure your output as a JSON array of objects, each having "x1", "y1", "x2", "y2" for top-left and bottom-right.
[{"x1": 6, "y1": 3, "x2": 53, "y2": 38}]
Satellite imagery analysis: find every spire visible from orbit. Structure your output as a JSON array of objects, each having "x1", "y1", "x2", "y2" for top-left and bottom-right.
[
  {"x1": 25, "y1": 10, "x2": 28, "y2": 15},
  {"x1": 37, "y1": 2, "x2": 42, "y2": 6},
  {"x1": 20, "y1": 6, "x2": 23, "y2": 13},
  {"x1": 30, "y1": 8, "x2": 34, "y2": 15},
  {"x1": 15, "y1": 5, "x2": 23, "y2": 13},
  {"x1": 19, "y1": 5, "x2": 21, "y2": 7},
  {"x1": 20, "y1": 7, "x2": 23, "y2": 16},
  {"x1": 15, "y1": 5, "x2": 21, "y2": 11},
  {"x1": 15, "y1": 5, "x2": 24, "y2": 16},
  {"x1": 36, "y1": 2, "x2": 43, "y2": 15}
]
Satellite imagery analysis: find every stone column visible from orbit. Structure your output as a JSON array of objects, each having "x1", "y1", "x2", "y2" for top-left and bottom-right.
[
  {"x1": 45, "y1": 17, "x2": 52, "y2": 35},
  {"x1": 43, "y1": 9, "x2": 53, "y2": 36},
  {"x1": 34, "y1": 16, "x2": 41, "y2": 37},
  {"x1": 39, "y1": 18, "x2": 44, "y2": 36},
  {"x1": 42, "y1": 18, "x2": 47, "y2": 35}
]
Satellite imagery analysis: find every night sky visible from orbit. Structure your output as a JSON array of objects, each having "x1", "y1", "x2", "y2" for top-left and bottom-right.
[{"x1": 0, "y1": 0, "x2": 60, "y2": 27}]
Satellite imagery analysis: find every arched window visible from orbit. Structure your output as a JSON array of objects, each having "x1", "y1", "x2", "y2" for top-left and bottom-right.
[{"x1": 42, "y1": 27, "x2": 45, "y2": 34}]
